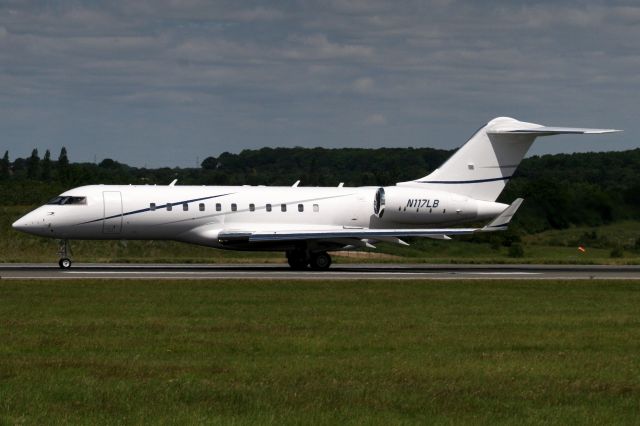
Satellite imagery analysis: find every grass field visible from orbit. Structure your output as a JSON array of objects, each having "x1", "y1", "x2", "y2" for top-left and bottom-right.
[{"x1": 1, "y1": 279, "x2": 640, "y2": 424}]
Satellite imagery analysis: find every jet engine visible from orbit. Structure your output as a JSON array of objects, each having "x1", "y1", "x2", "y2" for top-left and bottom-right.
[{"x1": 374, "y1": 186, "x2": 508, "y2": 225}]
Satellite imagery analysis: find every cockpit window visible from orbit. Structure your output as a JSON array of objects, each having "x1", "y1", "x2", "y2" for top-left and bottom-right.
[
  {"x1": 47, "y1": 196, "x2": 87, "y2": 205},
  {"x1": 65, "y1": 196, "x2": 87, "y2": 205},
  {"x1": 47, "y1": 196, "x2": 65, "y2": 205}
]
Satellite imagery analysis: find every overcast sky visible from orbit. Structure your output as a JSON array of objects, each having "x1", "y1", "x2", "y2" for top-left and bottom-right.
[{"x1": 0, "y1": 0, "x2": 637, "y2": 167}]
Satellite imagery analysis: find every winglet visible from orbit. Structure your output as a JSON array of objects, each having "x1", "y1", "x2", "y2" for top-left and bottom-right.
[{"x1": 482, "y1": 198, "x2": 524, "y2": 231}]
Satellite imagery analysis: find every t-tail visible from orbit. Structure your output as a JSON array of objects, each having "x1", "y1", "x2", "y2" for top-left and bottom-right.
[{"x1": 398, "y1": 117, "x2": 620, "y2": 201}]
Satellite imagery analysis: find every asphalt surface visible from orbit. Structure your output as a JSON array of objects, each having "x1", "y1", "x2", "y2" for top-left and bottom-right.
[{"x1": 1, "y1": 263, "x2": 640, "y2": 280}]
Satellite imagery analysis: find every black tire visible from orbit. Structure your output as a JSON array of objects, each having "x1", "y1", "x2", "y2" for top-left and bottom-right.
[
  {"x1": 58, "y1": 258, "x2": 72, "y2": 269},
  {"x1": 310, "y1": 252, "x2": 332, "y2": 270},
  {"x1": 287, "y1": 257, "x2": 308, "y2": 270},
  {"x1": 286, "y1": 251, "x2": 308, "y2": 270}
]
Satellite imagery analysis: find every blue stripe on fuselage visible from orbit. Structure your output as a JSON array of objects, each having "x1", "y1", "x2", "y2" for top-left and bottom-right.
[
  {"x1": 415, "y1": 176, "x2": 512, "y2": 184},
  {"x1": 78, "y1": 192, "x2": 235, "y2": 225}
]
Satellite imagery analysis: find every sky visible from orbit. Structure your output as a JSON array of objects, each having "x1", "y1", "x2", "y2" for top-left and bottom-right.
[{"x1": 0, "y1": 0, "x2": 637, "y2": 167}]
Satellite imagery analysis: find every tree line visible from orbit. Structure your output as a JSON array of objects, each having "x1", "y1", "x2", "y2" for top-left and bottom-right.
[{"x1": 1, "y1": 146, "x2": 639, "y2": 233}]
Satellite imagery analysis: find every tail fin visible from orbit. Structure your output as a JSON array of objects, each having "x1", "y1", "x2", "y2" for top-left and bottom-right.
[{"x1": 397, "y1": 117, "x2": 620, "y2": 201}]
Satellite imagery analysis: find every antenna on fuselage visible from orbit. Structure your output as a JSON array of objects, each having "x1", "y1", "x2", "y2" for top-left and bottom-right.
[
  {"x1": 338, "y1": 182, "x2": 344, "y2": 187},
  {"x1": 292, "y1": 180, "x2": 300, "y2": 187},
  {"x1": 169, "y1": 179, "x2": 178, "y2": 186}
]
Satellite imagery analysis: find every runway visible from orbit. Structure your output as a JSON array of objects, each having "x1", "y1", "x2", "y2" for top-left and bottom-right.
[{"x1": 1, "y1": 263, "x2": 640, "y2": 280}]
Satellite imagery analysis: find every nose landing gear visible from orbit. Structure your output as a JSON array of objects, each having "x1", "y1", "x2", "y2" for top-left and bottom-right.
[{"x1": 57, "y1": 239, "x2": 72, "y2": 269}]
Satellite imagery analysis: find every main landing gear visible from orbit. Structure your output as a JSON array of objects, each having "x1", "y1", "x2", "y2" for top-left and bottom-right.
[
  {"x1": 286, "y1": 250, "x2": 332, "y2": 270},
  {"x1": 58, "y1": 239, "x2": 72, "y2": 269}
]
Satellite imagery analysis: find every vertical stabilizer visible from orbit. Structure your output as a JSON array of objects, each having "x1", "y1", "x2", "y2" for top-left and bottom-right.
[{"x1": 397, "y1": 117, "x2": 619, "y2": 201}]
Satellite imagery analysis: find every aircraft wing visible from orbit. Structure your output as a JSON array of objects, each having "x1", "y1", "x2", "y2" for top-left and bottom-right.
[
  {"x1": 217, "y1": 198, "x2": 524, "y2": 245},
  {"x1": 231, "y1": 227, "x2": 478, "y2": 243}
]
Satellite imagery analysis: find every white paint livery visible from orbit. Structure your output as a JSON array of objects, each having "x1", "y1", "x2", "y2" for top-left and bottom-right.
[{"x1": 13, "y1": 117, "x2": 619, "y2": 269}]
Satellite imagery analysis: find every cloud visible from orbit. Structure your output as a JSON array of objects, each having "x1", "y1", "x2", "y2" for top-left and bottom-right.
[
  {"x1": 230, "y1": 7, "x2": 285, "y2": 22},
  {"x1": 364, "y1": 113, "x2": 387, "y2": 125},
  {"x1": 283, "y1": 34, "x2": 374, "y2": 60},
  {"x1": 353, "y1": 77, "x2": 374, "y2": 93},
  {"x1": 0, "y1": 0, "x2": 636, "y2": 165}
]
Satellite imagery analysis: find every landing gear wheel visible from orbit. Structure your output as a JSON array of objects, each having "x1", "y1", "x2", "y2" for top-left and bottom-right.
[
  {"x1": 287, "y1": 256, "x2": 308, "y2": 270},
  {"x1": 310, "y1": 252, "x2": 332, "y2": 270},
  {"x1": 57, "y1": 239, "x2": 73, "y2": 269},
  {"x1": 286, "y1": 250, "x2": 309, "y2": 270}
]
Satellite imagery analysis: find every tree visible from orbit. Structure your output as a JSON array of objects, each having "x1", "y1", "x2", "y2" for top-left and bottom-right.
[
  {"x1": 0, "y1": 150, "x2": 9, "y2": 179},
  {"x1": 201, "y1": 156, "x2": 218, "y2": 170},
  {"x1": 26, "y1": 149, "x2": 40, "y2": 179},
  {"x1": 99, "y1": 158, "x2": 120, "y2": 169},
  {"x1": 58, "y1": 147, "x2": 69, "y2": 181},
  {"x1": 41, "y1": 149, "x2": 52, "y2": 181}
]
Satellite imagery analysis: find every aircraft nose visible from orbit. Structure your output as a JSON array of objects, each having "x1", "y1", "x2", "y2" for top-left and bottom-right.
[
  {"x1": 12, "y1": 217, "x2": 31, "y2": 232},
  {"x1": 12, "y1": 211, "x2": 44, "y2": 235}
]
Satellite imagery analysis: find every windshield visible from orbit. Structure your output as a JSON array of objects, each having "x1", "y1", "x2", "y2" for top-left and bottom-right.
[{"x1": 47, "y1": 196, "x2": 87, "y2": 205}]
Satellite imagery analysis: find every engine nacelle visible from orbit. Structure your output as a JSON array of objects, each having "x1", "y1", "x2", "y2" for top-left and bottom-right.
[{"x1": 374, "y1": 186, "x2": 508, "y2": 225}]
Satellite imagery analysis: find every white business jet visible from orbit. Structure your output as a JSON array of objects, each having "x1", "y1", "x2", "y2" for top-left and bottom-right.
[{"x1": 12, "y1": 117, "x2": 619, "y2": 269}]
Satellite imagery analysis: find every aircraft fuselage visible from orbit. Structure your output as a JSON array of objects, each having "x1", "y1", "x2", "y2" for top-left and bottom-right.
[{"x1": 13, "y1": 184, "x2": 507, "y2": 250}]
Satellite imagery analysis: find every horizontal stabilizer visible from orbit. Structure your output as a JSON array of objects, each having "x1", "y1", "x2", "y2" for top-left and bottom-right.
[{"x1": 489, "y1": 126, "x2": 621, "y2": 136}]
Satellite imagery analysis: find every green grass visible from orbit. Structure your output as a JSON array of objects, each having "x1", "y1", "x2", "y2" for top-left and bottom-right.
[
  {"x1": 372, "y1": 240, "x2": 623, "y2": 264},
  {"x1": 523, "y1": 221, "x2": 640, "y2": 248},
  {"x1": 1, "y1": 279, "x2": 640, "y2": 424},
  {"x1": 3, "y1": 206, "x2": 640, "y2": 264}
]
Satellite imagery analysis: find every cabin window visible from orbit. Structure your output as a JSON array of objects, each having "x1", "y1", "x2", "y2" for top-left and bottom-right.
[
  {"x1": 313, "y1": 204, "x2": 319, "y2": 212},
  {"x1": 249, "y1": 203, "x2": 255, "y2": 212},
  {"x1": 167, "y1": 204, "x2": 173, "y2": 212},
  {"x1": 231, "y1": 203, "x2": 237, "y2": 212},
  {"x1": 199, "y1": 203, "x2": 205, "y2": 211},
  {"x1": 281, "y1": 204, "x2": 287, "y2": 212},
  {"x1": 183, "y1": 203, "x2": 189, "y2": 211},
  {"x1": 298, "y1": 204, "x2": 304, "y2": 212},
  {"x1": 150, "y1": 203, "x2": 156, "y2": 211},
  {"x1": 266, "y1": 204, "x2": 272, "y2": 212},
  {"x1": 216, "y1": 203, "x2": 221, "y2": 211}
]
